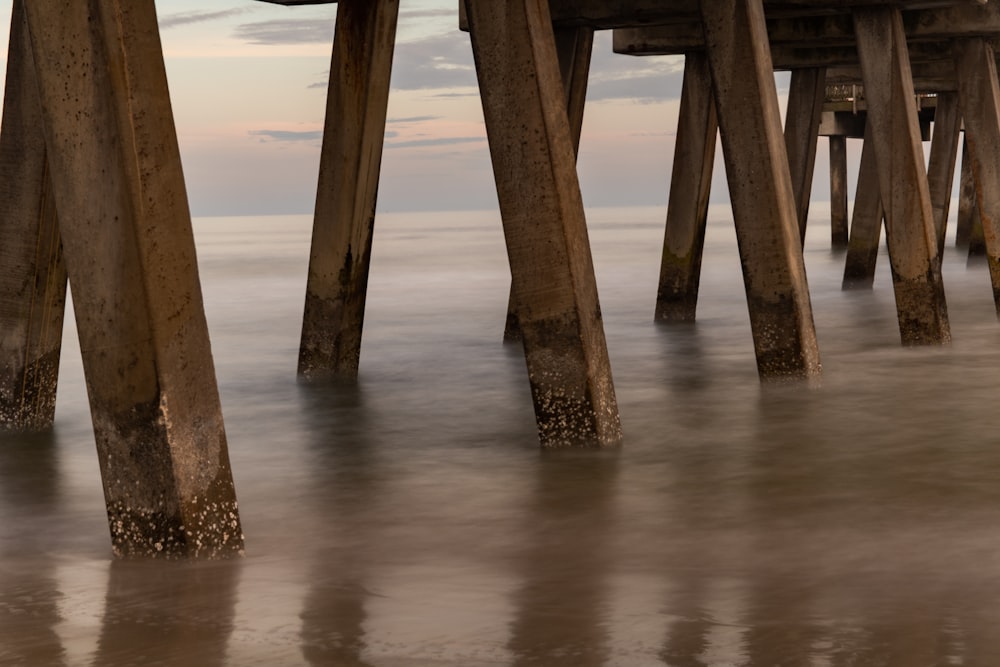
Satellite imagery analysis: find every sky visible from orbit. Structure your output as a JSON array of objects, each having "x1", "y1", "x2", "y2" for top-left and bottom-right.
[{"x1": 0, "y1": 0, "x2": 841, "y2": 218}]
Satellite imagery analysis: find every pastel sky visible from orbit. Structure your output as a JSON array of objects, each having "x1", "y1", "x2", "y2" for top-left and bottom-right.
[{"x1": 0, "y1": 1, "x2": 846, "y2": 218}]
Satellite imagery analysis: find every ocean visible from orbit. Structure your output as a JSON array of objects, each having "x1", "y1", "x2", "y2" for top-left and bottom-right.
[{"x1": 3, "y1": 205, "x2": 1000, "y2": 665}]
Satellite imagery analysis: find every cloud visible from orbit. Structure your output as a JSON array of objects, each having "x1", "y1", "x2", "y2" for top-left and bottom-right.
[
  {"x1": 159, "y1": 8, "x2": 253, "y2": 30},
  {"x1": 390, "y1": 32, "x2": 478, "y2": 91},
  {"x1": 386, "y1": 136, "x2": 485, "y2": 149},
  {"x1": 234, "y1": 18, "x2": 335, "y2": 45},
  {"x1": 387, "y1": 115, "x2": 441, "y2": 124},
  {"x1": 250, "y1": 129, "x2": 324, "y2": 143}
]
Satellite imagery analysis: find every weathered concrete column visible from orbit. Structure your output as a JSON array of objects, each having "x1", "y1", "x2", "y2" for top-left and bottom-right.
[
  {"x1": 829, "y1": 135, "x2": 850, "y2": 248},
  {"x1": 464, "y1": 0, "x2": 622, "y2": 446},
  {"x1": 504, "y1": 24, "x2": 594, "y2": 343},
  {"x1": 298, "y1": 0, "x2": 399, "y2": 379},
  {"x1": 926, "y1": 91, "x2": 962, "y2": 254},
  {"x1": 784, "y1": 68, "x2": 826, "y2": 246},
  {"x1": 24, "y1": 0, "x2": 243, "y2": 557},
  {"x1": 0, "y1": 0, "x2": 67, "y2": 432},
  {"x1": 842, "y1": 131, "x2": 884, "y2": 290},
  {"x1": 700, "y1": 0, "x2": 821, "y2": 379},
  {"x1": 956, "y1": 137, "x2": 977, "y2": 249},
  {"x1": 853, "y1": 8, "x2": 950, "y2": 344},
  {"x1": 654, "y1": 53, "x2": 717, "y2": 323},
  {"x1": 953, "y1": 38, "x2": 1000, "y2": 315}
]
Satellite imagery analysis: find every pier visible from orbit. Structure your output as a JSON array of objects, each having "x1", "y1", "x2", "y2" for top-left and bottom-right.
[{"x1": 1, "y1": 0, "x2": 1000, "y2": 557}]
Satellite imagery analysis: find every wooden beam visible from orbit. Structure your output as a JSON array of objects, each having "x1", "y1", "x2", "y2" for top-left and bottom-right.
[{"x1": 613, "y1": 3, "x2": 1000, "y2": 53}]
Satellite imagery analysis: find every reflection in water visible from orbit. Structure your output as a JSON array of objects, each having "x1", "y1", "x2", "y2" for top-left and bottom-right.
[
  {"x1": 298, "y1": 384, "x2": 377, "y2": 666},
  {"x1": 92, "y1": 560, "x2": 241, "y2": 665},
  {"x1": 0, "y1": 432, "x2": 66, "y2": 666},
  {"x1": 507, "y1": 452, "x2": 619, "y2": 666},
  {"x1": 5, "y1": 210, "x2": 1000, "y2": 662}
]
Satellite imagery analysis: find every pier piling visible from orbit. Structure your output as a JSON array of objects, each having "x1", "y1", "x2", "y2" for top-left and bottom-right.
[
  {"x1": 853, "y1": 7, "x2": 950, "y2": 344},
  {"x1": 700, "y1": 0, "x2": 822, "y2": 379},
  {"x1": 464, "y1": 0, "x2": 623, "y2": 446},
  {"x1": 22, "y1": 0, "x2": 243, "y2": 557},
  {"x1": 0, "y1": 0, "x2": 66, "y2": 432},
  {"x1": 299, "y1": 0, "x2": 399, "y2": 380}
]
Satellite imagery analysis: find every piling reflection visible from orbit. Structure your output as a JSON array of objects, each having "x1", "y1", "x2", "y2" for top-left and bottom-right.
[
  {"x1": 507, "y1": 451, "x2": 620, "y2": 665},
  {"x1": 92, "y1": 559, "x2": 240, "y2": 665},
  {"x1": 297, "y1": 383, "x2": 379, "y2": 666},
  {"x1": 0, "y1": 431, "x2": 66, "y2": 665}
]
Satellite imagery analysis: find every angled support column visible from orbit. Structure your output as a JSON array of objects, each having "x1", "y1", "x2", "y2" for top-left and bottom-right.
[
  {"x1": 955, "y1": 136, "x2": 977, "y2": 249},
  {"x1": 654, "y1": 52, "x2": 717, "y2": 323},
  {"x1": 853, "y1": 8, "x2": 950, "y2": 344},
  {"x1": 926, "y1": 91, "x2": 962, "y2": 254},
  {"x1": 465, "y1": 0, "x2": 622, "y2": 447},
  {"x1": 24, "y1": 0, "x2": 243, "y2": 557},
  {"x1": 829, "y1": 136, "x2": 850, "y2": 248},
  {"x1": 784, "y1": 67, "x2": 826, "y2": 246},
  {"x1": 298, "y1": 0, "x2": 400, "y2": 379},
  {"x1": 0, "y1": 0, "x2": 67, "y2": 432},
  {"x1": 700, "y1": 0, "x2": 821, "y2": 379},
  {"x1": 843, "y1": 131, "x2": 885, "y2": 289},
  {"x1": 504, "y1": 24, "x2": 594, "y2": 343},
  {"x1": 954, "y1": 38, "x2": 1000, "y2": 315}
]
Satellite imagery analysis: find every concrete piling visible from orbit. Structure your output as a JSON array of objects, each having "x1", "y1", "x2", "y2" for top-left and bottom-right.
[
  {"x1": 926, "y1": 91, "x2": 962, "y2": 254},
  {"x1": 654, "y1": 53, "x2": 717, "y2": 324},
  {"x1": 954, "y1": 37, "x2": 1000, "y2": 316},
  {"x1": 853, "y1": 7, "x2": 950, "y2": 345},
  {"x1": 842, "y1": 130, "x2": 885, "y2": 290},
  {"x1": 464, "y1": 0, "x2": 622, "y2": 446},
  {"x1": 504, "y1": 24, "x2": 594, "y2": 344},
  {"x1": 829, "y1": 136, "x2": 850, "y2": 249},
  {"x1": 0, "y1": 0, "x2": 67, "y2": 432},
  {"x1": 23, "y1": 0, "x2": 243, "y2": 557},
  {"x1": 784, "y1": 68, "x2": 827, "y2": 246},
  {"x1": 700, "y1": 0, "x2": 822, "y2": 379},
  {"x1": 299, "y1": 0, "x2": 400, "y2": 380}
]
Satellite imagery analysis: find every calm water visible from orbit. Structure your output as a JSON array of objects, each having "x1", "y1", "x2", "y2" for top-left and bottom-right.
[{"x1": 4, "y1": 206, "x2": 1000, "y2": 665}]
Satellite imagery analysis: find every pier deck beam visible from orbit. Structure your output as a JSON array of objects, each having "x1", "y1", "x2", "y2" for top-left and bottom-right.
[
  {"x1": 0, "y1": 0, "x2": 67, "y2": 432},
  {"x1": 700, "y1": 0, "x2": 821, "y2": 379},
  {"x1": 298, "y1": 0, "x2": 399, "y2": 380},
  {"x1": 504, "y1": 24, "x2": 594, "y2": 343},
  {"x1": 654, "y1": 52, "x2": 717, "y2": 323},
  {"x1": 465, "y1": 0, "x2": 622, "y2": 446},
  {"x1": 24, "y1": 0, "x2": 243, "y2": 557},
  {"x1": 853, "y1": 7, "x2": 950, "y2": 344},
  {"x1": 842, "y1": 130, "x2": 885, "y2": 289},
  {"x1": 953, "y1": 37, "x2": 1000, "y2": 316}
]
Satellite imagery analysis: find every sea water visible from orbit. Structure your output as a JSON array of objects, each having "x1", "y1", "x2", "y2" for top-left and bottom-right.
[{"x1": 3, "y1": 206, "x2": 1000, "y2": 665}]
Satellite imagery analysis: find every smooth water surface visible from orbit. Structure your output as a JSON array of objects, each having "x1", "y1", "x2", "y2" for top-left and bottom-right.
[{"x1": 4, "y1": 207, "x2": 1000, "y2": 665}]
